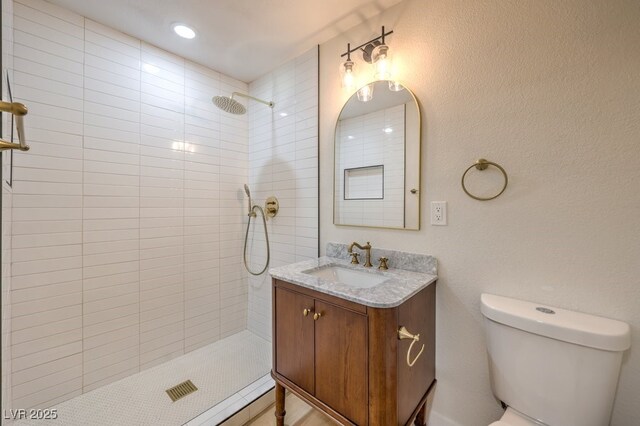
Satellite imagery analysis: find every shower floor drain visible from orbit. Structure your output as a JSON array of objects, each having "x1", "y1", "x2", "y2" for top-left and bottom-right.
[{"x1": 166, "y1": 380, "x2": 198, "y2": 402}]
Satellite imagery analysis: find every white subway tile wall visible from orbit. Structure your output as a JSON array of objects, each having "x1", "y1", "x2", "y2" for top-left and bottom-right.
[
  {"x1": 246, "y1": 47, "x2": 319, "y2": 341},
  {"x1": 8, "y1": 0, "x2": 250, "y2": 410}
]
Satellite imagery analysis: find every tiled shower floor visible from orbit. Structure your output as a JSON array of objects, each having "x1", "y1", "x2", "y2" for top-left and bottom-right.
[{"x1": 14, "y1": 331, "x2": 272, "y2": 426}]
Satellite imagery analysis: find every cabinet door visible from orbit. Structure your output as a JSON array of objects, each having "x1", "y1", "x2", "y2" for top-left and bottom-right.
[
  {"x1": 274, "y1": 287, "x2": 315, "y2": 394},
  {"x1": 314, "y1": 301, "x2": 368, "y2": 426}
]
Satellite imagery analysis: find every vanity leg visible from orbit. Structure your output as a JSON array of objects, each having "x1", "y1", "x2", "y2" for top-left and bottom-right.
[
  {"x1": 275, "y1": 382, "x2": 286, "y2": 426},
  {"x1": 414, "y1": 401, "x2": 427, "y2": 426}
]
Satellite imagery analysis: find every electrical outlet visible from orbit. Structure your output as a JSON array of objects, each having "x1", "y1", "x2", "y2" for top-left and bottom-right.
[{"x1": 431, "y1": 201, "x2": 447, "y2": 225}]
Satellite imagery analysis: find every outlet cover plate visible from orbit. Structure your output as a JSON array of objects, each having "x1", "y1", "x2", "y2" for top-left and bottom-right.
[{"x1": 431, "y1": 201, "x2": 447, "y2": 225}]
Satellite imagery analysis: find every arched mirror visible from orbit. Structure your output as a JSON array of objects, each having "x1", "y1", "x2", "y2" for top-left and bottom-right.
[{"x1": 333, "y1": 80, "x2": 421, "y2": 229}]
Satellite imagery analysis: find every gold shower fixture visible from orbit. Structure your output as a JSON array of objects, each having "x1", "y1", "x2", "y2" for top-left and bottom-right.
[{"x1": 0, "y1": 101, "x2": 29, "y2": 151}]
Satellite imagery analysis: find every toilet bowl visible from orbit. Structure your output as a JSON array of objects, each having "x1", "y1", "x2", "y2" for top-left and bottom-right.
[{"x1": 489, "y1": 407, "x2": 544, "y2": 426}]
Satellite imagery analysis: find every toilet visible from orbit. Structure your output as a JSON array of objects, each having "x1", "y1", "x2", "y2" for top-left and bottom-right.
[{"x1": 481, "y1": 294, "x2": 631, "y2": 426}]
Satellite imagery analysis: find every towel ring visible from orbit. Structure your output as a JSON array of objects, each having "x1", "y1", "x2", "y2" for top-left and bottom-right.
[
  {"x1": 398, "y1": 326, "x2": 425, "y2": 367},
  {"x1": 461, "y1": 158, "x2": 508, "y2": 201}
]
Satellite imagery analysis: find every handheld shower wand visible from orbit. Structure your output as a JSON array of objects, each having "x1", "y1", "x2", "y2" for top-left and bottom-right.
[
  {"x1": 243, "y1": 184, "x2": 270, "y2": 275},
  {"x1": 244, "y1": 184, "x2": 255, "y2": 217}
]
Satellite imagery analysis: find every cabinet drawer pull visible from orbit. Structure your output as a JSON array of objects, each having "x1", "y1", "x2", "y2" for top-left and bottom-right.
[
  {"x1": 313, "y1": 312, "x2": 322, "y2": 320},
  {"x1": 303, "y1": 308, "x2": 311, "y2": 316},
  {"x1": 398, "y1": 326, "x2": 425, "y2": 367}
]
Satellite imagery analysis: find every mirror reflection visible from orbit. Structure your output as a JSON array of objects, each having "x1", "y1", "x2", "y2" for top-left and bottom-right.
[{"x1": 334, "y1": 80, "x2": 421, "y2": 229}]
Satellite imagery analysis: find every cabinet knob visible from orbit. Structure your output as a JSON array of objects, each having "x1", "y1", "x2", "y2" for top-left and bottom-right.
[
  {"x1": 303, "y1": 308, "x2": 311, "y2": 317},
  {"x1": 313, "y1": 312, "x2": 322, "y2": 321}
]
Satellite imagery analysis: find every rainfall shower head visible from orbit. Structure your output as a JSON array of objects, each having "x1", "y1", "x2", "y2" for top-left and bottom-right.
[
  {"x1": 212, "y1": 92, "x2": 274, "y2": 115},
  {"x1": 244, "y1": 184, "x2": 251, "y2": 197},
  {"x1": 213, "y1": 95, "x2": 246, "y2": 115}
]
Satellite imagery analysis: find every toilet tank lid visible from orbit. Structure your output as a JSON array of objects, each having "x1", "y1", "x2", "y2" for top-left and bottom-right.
[{"x1": 481, "y1": 294, "x2": 631, "y2": 351}]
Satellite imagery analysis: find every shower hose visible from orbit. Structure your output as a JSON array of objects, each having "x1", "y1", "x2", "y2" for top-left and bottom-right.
[{"x1": 243, "y1": 205, "x2": 270, "y2": 276}]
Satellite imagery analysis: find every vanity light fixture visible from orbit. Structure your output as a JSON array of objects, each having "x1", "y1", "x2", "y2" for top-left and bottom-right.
[
  {"x1": 173, "y1": 24, "x2": 196, "y2": 39},
  {"x1": 340, "y1": 26, "x2": 394, "y2": 94}
]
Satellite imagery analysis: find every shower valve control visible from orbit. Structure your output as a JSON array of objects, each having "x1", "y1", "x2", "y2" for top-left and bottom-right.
[{"x1": 265, "y1": 196, "x2": 279, "y2": 219}]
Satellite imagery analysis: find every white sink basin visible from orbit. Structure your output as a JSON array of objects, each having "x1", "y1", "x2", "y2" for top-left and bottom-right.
[{"x1": 303, "y1": 265, "x2": 389, "y2": 288}]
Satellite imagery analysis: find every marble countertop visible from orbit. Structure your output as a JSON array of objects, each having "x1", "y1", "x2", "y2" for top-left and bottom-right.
[{"x1": 269, "y1": 256, "x2": 437, "y2": 308}]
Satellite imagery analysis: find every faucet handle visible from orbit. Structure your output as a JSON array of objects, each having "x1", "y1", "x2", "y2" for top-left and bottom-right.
[
  {"x1": 349, "y1": 252, "x2": 360, "y2": 265},
  {"x1": 378, "y1": 257, "x2": 389, "y2": 270}
]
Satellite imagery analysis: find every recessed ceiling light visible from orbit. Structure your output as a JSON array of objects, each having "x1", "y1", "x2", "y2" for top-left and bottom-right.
[
  {"x1": 173, "y1": 24, "x2": 196, "y2": 39},
  {"x1": 383, "y1": 127, "x2": 393, "y2": 133},
  {"x1": 279, "y1": 112, "x2": 288, "y2": 117}
]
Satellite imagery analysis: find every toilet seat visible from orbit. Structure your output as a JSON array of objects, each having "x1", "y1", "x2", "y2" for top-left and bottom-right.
[{"x1": 488, "y1": 407, "x2": 545, "y2": 426}]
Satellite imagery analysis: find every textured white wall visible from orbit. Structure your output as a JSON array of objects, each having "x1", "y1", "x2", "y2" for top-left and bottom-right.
[{"x1": 320, "y1": 1, "x2": 640, "y2": 425}]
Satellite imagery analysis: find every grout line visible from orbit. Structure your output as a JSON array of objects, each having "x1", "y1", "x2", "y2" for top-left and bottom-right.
[
  {"x1": 80, "y1": 13, "x2": 86, "y2": 395},
  {"x1": 137, "y1": 35, "x2": 142, "y2": 376}
]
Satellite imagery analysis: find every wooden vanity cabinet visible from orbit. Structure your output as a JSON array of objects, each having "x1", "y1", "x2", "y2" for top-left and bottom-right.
[{"x1": 272, "y1": 278, "x2": 436, "y2": 426}]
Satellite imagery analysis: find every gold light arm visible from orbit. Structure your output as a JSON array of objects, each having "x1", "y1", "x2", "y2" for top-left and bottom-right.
[{"x1": 0, "y1": 101, "x2": 29, "y2": 151}]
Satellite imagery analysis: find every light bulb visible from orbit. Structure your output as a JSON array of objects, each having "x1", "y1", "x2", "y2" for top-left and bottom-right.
[
  {"x1": 372, "y1": 44, "x2": 392, "y2": 80},
  {"x1": 341, "y1": 60, "x2": 355, "y2": 89}
]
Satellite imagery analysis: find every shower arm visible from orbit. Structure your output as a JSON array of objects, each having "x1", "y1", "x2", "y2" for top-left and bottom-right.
[{"x1": 231, "y1": 92, "x2": 274, "y2": 108}]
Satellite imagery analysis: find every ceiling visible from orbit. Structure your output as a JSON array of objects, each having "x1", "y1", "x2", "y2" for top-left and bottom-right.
[{"x1": 46, "y1": 0, "x2": 404, "y2": 82}]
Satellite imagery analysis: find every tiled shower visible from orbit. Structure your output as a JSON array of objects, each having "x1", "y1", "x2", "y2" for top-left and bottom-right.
[{"x1": 0, "y1": 0, "x2": 318, "y2": 421}]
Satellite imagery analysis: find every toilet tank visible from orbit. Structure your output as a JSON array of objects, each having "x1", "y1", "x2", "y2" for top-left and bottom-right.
[{"x1": 481, "y1": 294, "x2": 630, "y2": 426}]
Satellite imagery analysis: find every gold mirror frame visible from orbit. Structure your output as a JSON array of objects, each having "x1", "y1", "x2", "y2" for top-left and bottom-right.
[{"x1": 333, "y1": 80, "x2": 422, "y2": 230}]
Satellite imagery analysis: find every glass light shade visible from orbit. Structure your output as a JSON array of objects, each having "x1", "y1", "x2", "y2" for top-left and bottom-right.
[
  {"x1": 356, "y1": 83, "x2": 374, "y2": 102},
  {"x1": 341, "y1": 60, "x2": 356, "y2": 89},
  {"x1": 388, "y1": 81, "x2": 404, "y2": 91},
  {"x1": 372, "y1": 44, "x2": 392, "y2": 80}
]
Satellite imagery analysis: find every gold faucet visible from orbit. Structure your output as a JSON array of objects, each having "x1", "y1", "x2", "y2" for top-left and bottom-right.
[{"x1": 348, "y1": 241, "x2": 373, "y2": 268}]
